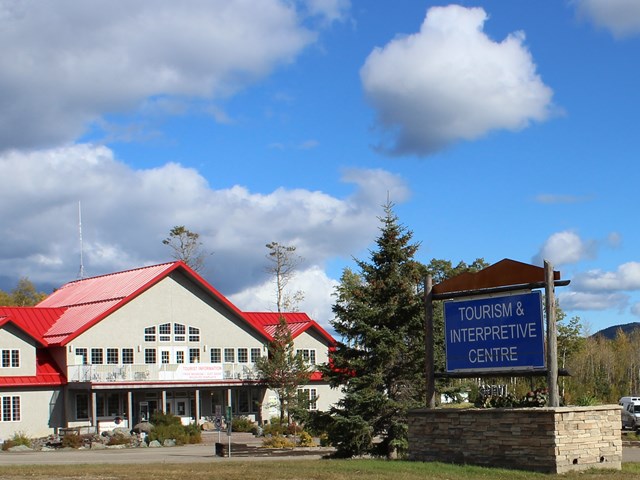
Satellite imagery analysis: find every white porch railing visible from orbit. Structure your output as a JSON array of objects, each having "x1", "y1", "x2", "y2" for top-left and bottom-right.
[{"x1": 67, "y1": 363, "x2": 261, "y2": 383}]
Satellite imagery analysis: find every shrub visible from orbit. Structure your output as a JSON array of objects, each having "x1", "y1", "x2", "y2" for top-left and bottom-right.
[
  {"x1": 231, "y1": 416, "x2": 255, "y2": 433},
  {"x1": 262, "y1": 435, "x2": 296, "y2": 448},
  {"x1": 148, "y1": 412, "x2": 201, "y2": 445},
  {"x1": 61, "y1": 433, "x2": 85, "y2": 449},
  {"x1": 297, "y1": 431, "x2": 315, "y2": 447},
  {"x1": 1, "y1": 431, "x2": 31, "y2": 450},
  {"x1": 106, "y1": 433, "x2": 131, "y2": 446}
]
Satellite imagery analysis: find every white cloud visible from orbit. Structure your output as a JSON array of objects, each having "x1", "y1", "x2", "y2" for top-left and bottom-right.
[
  {"x1": 532, "y1": 231, "x2": 595, "y2": 266},
  {"x1": 360, "y1": 5, "x2": 553, "y2": 157},
  {"x1": 574, "y1": 0, "x2": 640, "y2": 38},
  {"x1": 572, "y1": 262, "x2": 640, "y2": 292},
  {"x1": 0, "y1": 144, "x2": 404, "y2": 316},
  {"x1": 559, "y1": 291, "x2": 629, "y2": 312},
  {"x1": 0, "y1": 0, "x2": 321, "y2": 151},
  {"x1": 304, "y1": 0, "x2": 351, "y2": 25},
  {"x1": 229, "y1": 265, "x2": 339, "y2": 331},
  {"x1": 534, "y1": 193, "x2": 592, "y2": 204}
]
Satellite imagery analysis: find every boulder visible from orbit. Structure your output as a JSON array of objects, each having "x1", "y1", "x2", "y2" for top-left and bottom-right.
[
  {"x1": 132, "y1": 422, "x2": 153, "y2": 434},
  {"x1": 148, "y1": 440, "x2": 162, "y2": 448},
  {"x1": 163, "y1": 439, "x2": 176, "y2": 447}
]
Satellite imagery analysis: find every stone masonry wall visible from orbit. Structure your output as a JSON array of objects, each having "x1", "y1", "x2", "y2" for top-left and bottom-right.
[{"x1": 408, "y1": 405, "x2": 621, "y2": 474}]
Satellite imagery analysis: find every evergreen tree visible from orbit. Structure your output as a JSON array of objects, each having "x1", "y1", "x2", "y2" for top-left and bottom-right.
[
  {"x1": 328, "y1": 203, "x2": 426, "y2": 458},
  {"x1": 255, "y1": 316, "x2": 310, "y2": 424}
]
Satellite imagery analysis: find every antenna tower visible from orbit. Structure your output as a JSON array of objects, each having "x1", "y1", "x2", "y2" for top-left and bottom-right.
[{"x1": 77, "y1": 201, "x2": 85, "y2": 279}]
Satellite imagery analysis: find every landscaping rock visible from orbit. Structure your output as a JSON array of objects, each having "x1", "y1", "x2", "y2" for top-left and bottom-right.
[
  {"x1": 148, "y1": 440, "x2": 162, "y2": 448},
  {"x1": 163, "y1": 439, "x2": 176, "y2": 447}
]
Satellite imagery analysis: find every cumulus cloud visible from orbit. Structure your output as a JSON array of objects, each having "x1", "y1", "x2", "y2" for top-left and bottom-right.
[
  {"x1": 0, "y1": 0, "x2": 326, "y2": 151},
  {"x1": 0, "y1": 144, "x2": 406, "y2": 325},
  {"x1": 572, "y1": 262, "x2": 640, "y2": 292},
  {"x1": 532, "y1": 231, "x2": 595, "y2": 266},
  {"x1": 360, "y1": 5, "x2": 554, "y2": 157},
  {"x1": 229, "y1": 265, "x2": 339, "y2": 331},
  {"x1": 574, "y1": 0, "x2": 640, "y2": 38},
  {"x1": 558, "y1": 291, "x2": 629, "y2": 312}
]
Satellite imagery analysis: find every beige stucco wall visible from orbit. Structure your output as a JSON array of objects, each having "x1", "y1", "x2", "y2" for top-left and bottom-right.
[
  {"x1": 0, "y1": 387, "x2": 64, "y2": 442},
  {"x1": 0, "y1": 323, "x2": 37, "y2": 376}
]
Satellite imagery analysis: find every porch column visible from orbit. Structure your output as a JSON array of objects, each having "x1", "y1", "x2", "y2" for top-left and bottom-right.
[
  {"x1": 127, "y1": 391, "x2": 133, "y2": 428},
  {"x1": 91, "y1": 390, "x2": 97, "y2": 433},
  {"x1": 161, "y1": 390, "x2": 167, "y2": 413},
  {"x1": 195, "y1": 389, "x2": 200, "y2": 423}
]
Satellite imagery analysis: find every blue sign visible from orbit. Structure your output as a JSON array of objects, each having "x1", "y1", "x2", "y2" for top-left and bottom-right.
[{"x1": 444, "y1": 291, "x2": 545, "y2": 373}]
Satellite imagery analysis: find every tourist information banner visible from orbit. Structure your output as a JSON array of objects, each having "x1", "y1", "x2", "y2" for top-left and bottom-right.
[{"x1": 444, "y1": 290, "x2": 545, "y2": 373}]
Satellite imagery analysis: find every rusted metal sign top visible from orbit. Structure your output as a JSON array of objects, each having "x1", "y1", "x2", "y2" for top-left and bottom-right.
[{"x1": 432, "y1": 258, "x2": 564, "y2": 298}]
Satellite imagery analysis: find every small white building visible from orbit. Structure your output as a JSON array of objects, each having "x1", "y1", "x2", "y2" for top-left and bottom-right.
[{"x1": 0, "y1": 262, "x2": 341, "y2": 441}]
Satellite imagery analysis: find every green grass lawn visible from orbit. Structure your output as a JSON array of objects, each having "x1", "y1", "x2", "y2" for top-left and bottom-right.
[{"x1": 2, "y1": 459, "x2": 640, "y2": 480}]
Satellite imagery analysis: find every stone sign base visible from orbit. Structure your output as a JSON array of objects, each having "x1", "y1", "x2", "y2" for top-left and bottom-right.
[{"x1": 408, "y1": 405, "x2": 622, "y2": 474}]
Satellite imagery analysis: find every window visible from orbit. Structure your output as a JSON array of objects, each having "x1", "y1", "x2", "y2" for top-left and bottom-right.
[
  {"x1": 75, "y1": 394, "x2": 89, "y2": 420},
  {"x1": 122, "y1": 348, "x2": 134, "y2": 364},
  {"x1": 224, "y1": 348, "x2": 235, "y2": 363},
  {"x1": 238, "y1": 348, "x2": 248, "y2": 363},
  {"x1": 161, "y1": 351, "x2": 170, "y2": 364},
  {"x1": 144, "y1": 326, "x2": 156, "y2": 342},
  {"x1": 106, "y1": 348, "x2": 119, "y2": 364},
  {"x1": 176, "y1": 351, "x2": 185, "y2": 364},
  {"x1": 1, "y1": 396, "x2": 20, "y2": 422},
  {"x1": 297, "y1": 349, "x2": 316, "y2": 365},
  {"x1": 159, "y1": 323, "x2": 171, "y2": 342},
  {"x1": 189, "y1": 326, "x2": 200, "y2": 342},
  {"x1": 298, "y1": 388, "x2": 317, "y2": 411},
  {"x1": 91, "y1": 348, "x2": 103, "y2": 365},
  {"x1": 75, "y1": 348, "x2": 88, "y2": 365},
  {"x1": 144, "y1": 348, "x2": 156, "y2": 364},
  {"x1": 189, "y1": 348, "x2": 200, "y2": 363},
  {"x1": 250, "y1": 348, "x2": 261, "y2": 363},
  {"x1": 174, "y1": 323, "x2": 186, "y2": 342},
  {"x1": 210, "y1": 348, "x2": 221, "y2": 363},
  {"x1": 1, "y1": 349, "x2": 19, "y2": 368}
]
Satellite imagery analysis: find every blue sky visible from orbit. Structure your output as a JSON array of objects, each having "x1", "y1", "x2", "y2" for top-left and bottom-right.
[{"x1": 1, "y1": 0, "x2": 640, "y2": 335}]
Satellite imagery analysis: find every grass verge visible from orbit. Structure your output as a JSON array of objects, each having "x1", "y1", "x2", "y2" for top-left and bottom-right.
[{"x1": 1, "y1": 459, "x2": 640, "y2": 480}]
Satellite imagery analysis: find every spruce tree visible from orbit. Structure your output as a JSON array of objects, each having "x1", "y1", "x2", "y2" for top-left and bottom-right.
[{"x1": 328, "y1": 203, "x2": 426, "y2": 458}]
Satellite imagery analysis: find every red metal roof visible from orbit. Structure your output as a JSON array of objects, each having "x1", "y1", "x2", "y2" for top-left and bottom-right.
[
  {"x1": 0, "y1": 349, "x2": 66, "y2": 387},
  {"x1": 244, "y1": 312, "x2": 336, "y2": 345},
  {"x1": 36, "y1": 261, "x2": 271, "y2": 345},
  {"x1": 0, "y1": 307, "x2": 65, "y2": 346},
  {"x1": 37, "y1": 262, "x2": 178, "y2": 308}
]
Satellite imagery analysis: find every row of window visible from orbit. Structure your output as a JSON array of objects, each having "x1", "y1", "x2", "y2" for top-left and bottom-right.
[
  {"x1": 75, "y1": 347, "x2": 317, "y2": 366},
  {"x1": 74, "y1": 347, "x2": 272, "y2": 365},
  {"x1": 144, "y1": 323, "x2": 200, "y2": 343},
  {"x1": 1, "y1": 349, "x2": 20, "y2": 368},
  {"x1": 0, "y1": 396, "x2": 20, "y2": 422}
]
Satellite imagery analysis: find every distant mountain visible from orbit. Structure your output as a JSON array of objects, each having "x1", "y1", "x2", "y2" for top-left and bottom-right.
[{"x1": 593, "y1": 322, "x2": 640, "y2": 340}]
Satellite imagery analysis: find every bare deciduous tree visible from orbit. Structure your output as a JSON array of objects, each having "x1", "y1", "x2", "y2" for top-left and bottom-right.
[{"x1": 162, "y1": 226, "x2": 209, "y2": 272}]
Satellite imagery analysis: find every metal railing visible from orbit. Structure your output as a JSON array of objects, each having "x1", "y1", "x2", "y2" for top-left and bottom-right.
[{"x1": 67, "y1": 363, "x2": 262, "y2": 383}]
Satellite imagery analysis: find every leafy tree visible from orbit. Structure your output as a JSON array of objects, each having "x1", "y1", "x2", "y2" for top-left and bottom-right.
[
  {"x1": 255, "y1": 316, "x2": 310, "y2": 424},
  {"x1": 265, "y1": 241, "x2": 304, "y2": 312},
  {"x1": 0, "y1": 277, "x2": 46, "y2": 306},
  {"x1": 328, "y1": 202, "x2": 426, "y2": 458},
  {"x1": 162, "y1": 226, "x2": 209, "y2": 272}
]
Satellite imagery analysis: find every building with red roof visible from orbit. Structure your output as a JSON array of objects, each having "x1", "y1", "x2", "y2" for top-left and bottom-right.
[{"x1": 0, "y1": 262, "x2": 340, "y2": 441}]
